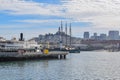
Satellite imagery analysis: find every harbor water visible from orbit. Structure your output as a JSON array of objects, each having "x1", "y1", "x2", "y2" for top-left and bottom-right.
[{"x1": 0, "y1": 51, "x2": 120, "y2": 80}]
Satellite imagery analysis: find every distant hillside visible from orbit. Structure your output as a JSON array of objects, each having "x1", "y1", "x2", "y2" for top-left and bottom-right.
[{"x1": 29, "y1": 31, "x2": 81, "y2": 45}]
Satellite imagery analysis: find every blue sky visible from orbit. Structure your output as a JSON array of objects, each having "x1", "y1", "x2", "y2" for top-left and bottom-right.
[{"x1": 0, "y1": 0, "x2": 120, "y2": 39}]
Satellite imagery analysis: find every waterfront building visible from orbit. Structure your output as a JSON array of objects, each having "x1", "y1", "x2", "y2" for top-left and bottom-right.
[
  {"x1": 0, "y1": 37, "x2": 6, "y2": 41},
  {"x1": 83, "y1": 32, "x2": 89, "y2": 39},
  {"x1": 108, "y1": 31, "x2": 119, "y2": 40},
  {"x1": 39, "y1": 35, "x2": 44, "y2": 40}
]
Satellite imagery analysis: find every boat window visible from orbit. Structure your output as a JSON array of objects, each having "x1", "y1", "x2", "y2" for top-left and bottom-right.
[{"x1": 1, "y1": 45, "x2": 5, "y2": 47}]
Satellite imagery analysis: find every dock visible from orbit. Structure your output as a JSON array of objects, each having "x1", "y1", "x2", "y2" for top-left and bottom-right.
[{"x1": 0, "y1": 51, "x2": 68, "y2": 61}]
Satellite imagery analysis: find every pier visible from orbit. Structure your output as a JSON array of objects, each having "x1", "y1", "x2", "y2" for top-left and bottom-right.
[
  {"x1": 0, "y1": 33, "x2": 69, "y2": 61},
  {"x1": 0, "y1": 51, "x2": 68, "y2": 61}
]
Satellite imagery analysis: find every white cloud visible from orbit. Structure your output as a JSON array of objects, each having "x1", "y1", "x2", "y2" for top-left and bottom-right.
[
  {"x1": 1, "y1": 0, "x2": 120, "y2": 37},
  {"x1": 1, "y1": 0, "x2": 119, "y2": 28},
  {"x1": 14, "y1": 19, "x2": 71, "y2": 24},
  {"x1": 0, "y1": 0, "x2": 63, "y2": 16},
  {"x1": 15, "y1": 19, "x2": 62, "y2": 23},
  {"x1": 61, "y1": 0, "x2": 120, "y2": 29},
  {"x1": 0, "y1": 24, "x2": 58, "y2": 39}
]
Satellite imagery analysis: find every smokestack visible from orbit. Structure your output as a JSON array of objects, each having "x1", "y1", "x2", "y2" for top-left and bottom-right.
[{"x1": 19, "y1": 33, "x2": 24, "y2": 41}]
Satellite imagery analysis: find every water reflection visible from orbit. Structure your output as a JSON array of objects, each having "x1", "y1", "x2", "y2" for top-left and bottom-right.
[{"x1": 0, "y1": 51, "x2": 120, "y2": 80}]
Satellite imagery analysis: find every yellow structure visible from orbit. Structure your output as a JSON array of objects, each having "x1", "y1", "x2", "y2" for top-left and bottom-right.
[{"x1": 43, "y1": 49, "x2": 49, "y2": 54}]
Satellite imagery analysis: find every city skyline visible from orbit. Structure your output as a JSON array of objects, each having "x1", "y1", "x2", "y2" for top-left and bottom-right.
[
  {"x1": 1, "y1": 0, "x2": 120, "y2": 39},
  {"x1": 83, "y1": 30, "x2": 120, "y2": 40}
]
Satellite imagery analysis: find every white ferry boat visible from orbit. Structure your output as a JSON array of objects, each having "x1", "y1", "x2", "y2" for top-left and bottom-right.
[{"x1": 0, "y1": 33, "x2": 43, "y2": 57}]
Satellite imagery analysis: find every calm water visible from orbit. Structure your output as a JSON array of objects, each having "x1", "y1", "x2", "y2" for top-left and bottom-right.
[{"x1": 0, "y1": 51, "x2": 120, "y2": 80}]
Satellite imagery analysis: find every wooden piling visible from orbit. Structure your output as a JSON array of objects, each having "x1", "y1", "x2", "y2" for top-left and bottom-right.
[
  {"x1": 63, "y1": 55, "x2": 66, "y2": 59},
  {"x1": 60, "y1": 55, "x2": 62, "y2": 59}
]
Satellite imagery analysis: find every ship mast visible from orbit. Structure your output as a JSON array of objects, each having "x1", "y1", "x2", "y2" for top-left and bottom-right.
[
  {"x1": 65, "y1": 22, "x2": 67, "y2": 47},
  {"x1": 69, "y1": 23, "x2": 72, "y2": 47},
  {"x1": 59, "y1": 21, "x2": 63, "y2": 49},
  {"x1": 61, "y1": 21, "x2": 63, "y2": 43}
]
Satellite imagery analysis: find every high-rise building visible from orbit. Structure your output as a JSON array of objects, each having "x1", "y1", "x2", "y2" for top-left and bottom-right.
[
  {"x1": 84, "y1": 32, "x2": 89, "y2": 39},
  {"x1": 108, "y1": 30, "x2": 119, "y2": 40},
  {"x1": 91, "y1": 33, "x2": 97, "y2": 40},
  {"x1": 100, "y1": 34, "x2": 107, "y2": 40},
  {"x1": 94, "y1": 33, "x2": 97, "y2": 37}
]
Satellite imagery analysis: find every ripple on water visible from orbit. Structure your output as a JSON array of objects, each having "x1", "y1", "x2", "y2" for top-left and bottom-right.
[{"x1": 0, "y1": 51, "x2": 120, "y2": 80}]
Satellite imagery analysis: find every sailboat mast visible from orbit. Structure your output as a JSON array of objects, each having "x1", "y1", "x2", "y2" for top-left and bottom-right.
[
  {"x1": 65, "y1": 22, "x2": 67, "y2": 47},
  {"x1": 61, "y1": 21, "x2": 63, "y2": 43},
  {"x1": 59, "y1": 26, "x2": 61, "y2": 43},
  {"x1": 59, "y1": 21, "x2": 63, "y2": 49},
  {"x1": 69, "y1": 23, "x2": 72, "y2": 47}
]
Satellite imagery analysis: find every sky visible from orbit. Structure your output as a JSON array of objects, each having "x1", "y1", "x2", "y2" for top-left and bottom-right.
[{"x1": 1, "y1": 0, "x2": 120, "y2": 39}]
